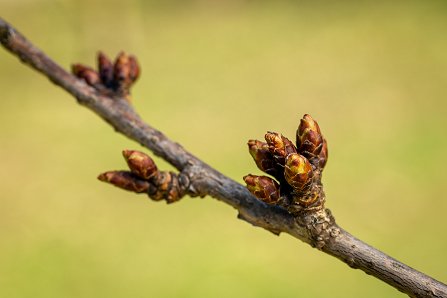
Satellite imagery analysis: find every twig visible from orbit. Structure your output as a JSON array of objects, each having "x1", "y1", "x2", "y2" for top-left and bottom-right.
[{"x1": 1, "y1": 18, "x2": 446, "y2": 298}]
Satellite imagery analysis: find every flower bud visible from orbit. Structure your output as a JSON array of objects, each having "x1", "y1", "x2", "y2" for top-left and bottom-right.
[
  {"x1": 122, "y1": 149, "x2": 158, "y2": 180},
  {"x1": 128, "y1": 55, "x2": 140, "y2": 84},
  {"x1": 72, "y1": 64, "x2": 100, "y2": 86},
  {"x1": 296, "y1": 114, "x2": 323, "y2": 158},
  {"x1": 97, "y1": 51, "x2": 114, "y2": 88},
  {"x1": 284, "y1": 153, "x2": 313, "y2": 191},
  {"x1": 247, "y1": 140, "x2": 278, "y2": 176},
  {"x1": 243, "y1": 174, "x2": 280, "y2": 204},
  {"x1": 264, "y1": 132, "x2": 297, "y2": 166},
  {"x1": 114, "y1": 52, "x2": 134, "y2": 92},
  {"x1": 97, "y1": 171, "x2": 150, "y2": 193}
]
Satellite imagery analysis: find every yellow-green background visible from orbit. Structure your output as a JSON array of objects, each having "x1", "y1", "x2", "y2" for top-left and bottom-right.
[{"x1": 1, "y1": 0, "x2": 446, "y2": 297}]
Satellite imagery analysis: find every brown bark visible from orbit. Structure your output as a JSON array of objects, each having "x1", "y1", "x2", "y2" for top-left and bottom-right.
[{"x1": 1, "y1": 18, "x2": 446, "y2": 298}]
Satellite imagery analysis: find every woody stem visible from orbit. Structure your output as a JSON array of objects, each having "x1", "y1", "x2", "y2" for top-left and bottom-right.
[{"x1": 1, "y1": 18, "x2": 446, "y2": 297}]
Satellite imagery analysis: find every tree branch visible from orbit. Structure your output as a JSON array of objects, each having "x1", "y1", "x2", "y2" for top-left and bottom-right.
[{"x1": 1, "y1": 18, "x2": 446, "y2": 298}]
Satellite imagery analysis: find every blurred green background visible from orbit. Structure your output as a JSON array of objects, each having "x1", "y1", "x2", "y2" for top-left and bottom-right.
[{"x1": 1, "y1": 0, "x2": 447, "y2": 297}]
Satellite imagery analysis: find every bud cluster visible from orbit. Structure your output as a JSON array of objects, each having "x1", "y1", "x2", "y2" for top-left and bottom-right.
[
  {"x1": 244, "y1": 114, "x2": 328, "y2": 213},
  {"x1": 72, "y1": 51, "x2": 140, "y2": 99},
  {"x1": 98, "y1": 150, "x2": 189, "y2": 203}
]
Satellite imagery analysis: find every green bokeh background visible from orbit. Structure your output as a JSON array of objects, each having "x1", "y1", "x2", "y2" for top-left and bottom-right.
[{"x1": 1, "y1": 1, "x2": 446, "y2": 297}]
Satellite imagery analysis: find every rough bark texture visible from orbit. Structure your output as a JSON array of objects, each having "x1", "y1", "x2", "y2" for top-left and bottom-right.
[{"x1": 1, "y1": 18, "x2": 446, "y2": 298}]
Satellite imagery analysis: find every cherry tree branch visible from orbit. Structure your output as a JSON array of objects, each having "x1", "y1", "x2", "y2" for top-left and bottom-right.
[{"x1": 1, "y1": 18, "x2": 446, "y2": 298}]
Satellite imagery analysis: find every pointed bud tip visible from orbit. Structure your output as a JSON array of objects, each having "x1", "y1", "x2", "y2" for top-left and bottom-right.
[
  {"x1": 71, "y1": 64, "x2": 89, "y2": 76},
  {"x1": 286, "y1": 153, "x2": 311, "y2": 174},
  {"x1": 243, "y1": 174, "x2": 281, "y2": 204},
  {"x1": 248, "y1": 139, "x2": 267, "y2": 149},
  {"x1": 243, "y1": 174, "x2": 255, "y2": 184},
  {"x1": 285, "y1": 153, "x2": 313, "y2": 191},
  {"x1": 97, "y1": 172, "x2": 109, "y2": 182},
  {"x1": 71, "y1": 64, "x2": 100, "y2": 85},
  {"x1": 303, "y1": 113, "x2": 312, "y2": 121},
  {"x1": 264, "y1": 132, "x2": 283, "y2": 148},
  {"x1": 122, "y1": 149, "x2": 134, "y2": 159},
  {"x1": 71, "y1": 63, "x2": 81, "y2": 73},
  {"x1": 122, "y1": 149, "x2": 149, "y2": 162},
  {"x1": 300, "y1": 114, "x2": 320, "y2": 133},
  {"x1": 115, "y1": 51, "x2": 129, "y2": 64},
  {"x1": 247, "y1": 139, "x2": 257, "y2": 147},
  {"x1": 265, "y1": 131, "x2": 280, "y2": 139},
  {"x1": 96, "y1": 170, "x2": 150, "y2": 193},
  {"x1": 247, "y1": 139, "x2": 266, "y2": 154},
  {"x1": 296, "y1": 114, "x2": 324, "y2": 158},
  {"x1": 122, "y1": 149, "x2": 157, "y2": 180},
  {"x1": 98, "y1": 51, "x2": 113, "y2": 66}
]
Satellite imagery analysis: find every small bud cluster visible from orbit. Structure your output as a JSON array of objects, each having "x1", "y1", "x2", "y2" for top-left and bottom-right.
[
  {"x1": 244, "y1": 114, "x2": 328, "y2": 214},
  {"x1": 72, "y1": 51, "x2": 140, "y2": 99},
  {"x1": 98, "y1": 150, "x2": 189, "y2": 203}
]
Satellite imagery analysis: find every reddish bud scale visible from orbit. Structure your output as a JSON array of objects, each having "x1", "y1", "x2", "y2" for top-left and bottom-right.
[
  {"x1": 243, "y1": 175, "x2": 280, "y2": 204},
  {"x1": 128, "y1": 55, "x2": 140, "y2": 83},
  {"x1": 318, "y1": 138, "x2": 328, "y2": 169},
  {"x1": 148, "y1": 171, "x2": 184, "y2": 203},
  {"x1": 248, "y1": 140, "x2": 278, "y2": 176},
  {"x1": 294, "y1": 189, "x2": 320, "y2": 208},
  {"x1": 122, "y1": 149, "x2": 158, "y2": 180},
  {"x1": 98, "y1": 171, "x2": 150, "y2": 193},
  {"x1": 298, "y1": 114, "x2": 321, "y2": 135},
  {"x1": 97, "y1": 51, "x2": 114, "y2": 88},
  {"x1": 284, "y1": 153, "x2": 313, "y2": 191},
  {"x1": 296, "y1": 114, "x2": 324, "y2": 158},
  {"x1": 72, "y1": 64, "x2": 100, "y2": 86},
  {"x1": 264, "y1": 132, "x2": 297, "y2": 166},
  {"x1": 114, "y1": 52, "x2": 133, "y2": 92}
]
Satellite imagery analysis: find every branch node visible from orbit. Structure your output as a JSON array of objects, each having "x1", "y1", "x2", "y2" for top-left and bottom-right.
[
  {"x1": 244, "y1": 114, "x2": 328, "y2": 215},
  {"x1": 99, "y1": 150, "x2": 197, "y2": 204},
  {"x1": 294, "y1": 208, "x2": 338, "y2": 249}
]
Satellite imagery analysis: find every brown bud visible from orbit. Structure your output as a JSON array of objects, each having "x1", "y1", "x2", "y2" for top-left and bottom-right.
[
  {"x1": 149, "y1": 171, "x2": 183, "y2": 203},
  {"x1": 72, "y1": 64, "x2": 100, "y2": 86},
  {"x1": 248, "y1": 140, "x2": 278, "y2": 176},
  {"x1": 114, "y1": 52, "x2": 133, "y2": 92},
  {"x1": 97, "y1": 51, "x2": 114, "y2": 88},
  {"x1": 296, "y1": 114, "x2": 323, "y2": 158},
  {"x1": 122, "y1": 149, "x2": 158, "y2": 180},
  {"x1": 128, "y1": 55, "x2": 140, "y2": 84},
  {"x1": 243, "y1": 174, "x2": 280, "y2": 204},
  {"x1": 98, "y1": 171, "x2": 150, "y2": 193},
  {"x1": 264, "y1": 132, "x2": 297, "y2": 166},
  {"x1": 284, "y1": 153, "x2": 313, "y2": 191},
  {"x1": 318, "y1": 138, "x2": 328, "y2": 169}
]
